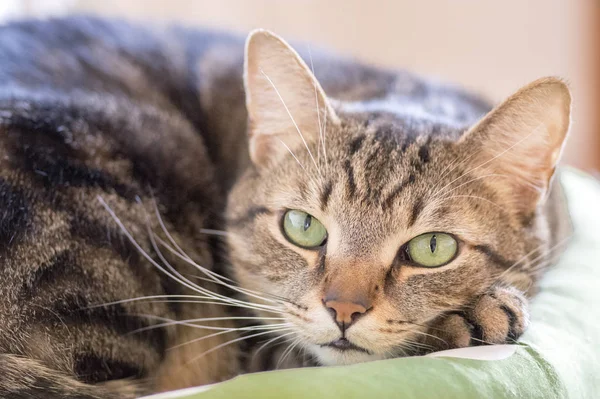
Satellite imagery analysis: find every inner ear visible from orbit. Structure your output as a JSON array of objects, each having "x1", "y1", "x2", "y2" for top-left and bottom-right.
[
  {"x1": 244, "y1": 29, "x2": 339, "y2": 167},
  {"x1": 459, "y1": 77, "x2": 571, "y2": 210}
]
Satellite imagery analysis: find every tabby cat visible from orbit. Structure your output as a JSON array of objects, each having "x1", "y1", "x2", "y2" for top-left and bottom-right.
[{"x1": 0, "y1": 17, "x2": 571, "y2": 398}]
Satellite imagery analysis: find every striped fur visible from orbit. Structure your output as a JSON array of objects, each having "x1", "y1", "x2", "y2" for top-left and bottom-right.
[
  {"x1": 0, "y1": 17, "x2": 243, "y2": 398},
  {"x1": 0, "y1": 17, "x2": 572, "y2": 397}
]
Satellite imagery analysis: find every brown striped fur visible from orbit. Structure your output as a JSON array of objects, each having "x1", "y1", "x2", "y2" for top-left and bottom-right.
[{"x1": 0, "y1": 17, "x2": 571, "y2": 397}]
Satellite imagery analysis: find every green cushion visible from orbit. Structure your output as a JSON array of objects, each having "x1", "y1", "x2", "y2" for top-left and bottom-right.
[{"x1": 145, "y1": 168, "x2": 600, "y2": 399}]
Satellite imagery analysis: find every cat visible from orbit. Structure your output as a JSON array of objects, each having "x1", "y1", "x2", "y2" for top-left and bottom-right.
[{"x1": 0, "y1": 16, "x2": 571, "y2": 398}]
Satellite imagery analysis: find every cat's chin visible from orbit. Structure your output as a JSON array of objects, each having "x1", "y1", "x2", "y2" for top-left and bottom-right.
[{"x1": 308, "y1": 344, "x2": 385, "y2": 366}]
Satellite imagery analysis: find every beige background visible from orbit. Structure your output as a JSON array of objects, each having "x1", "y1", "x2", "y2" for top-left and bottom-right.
[{"x1": 2, "y1": 0, "x2": 599, "y2": 170}]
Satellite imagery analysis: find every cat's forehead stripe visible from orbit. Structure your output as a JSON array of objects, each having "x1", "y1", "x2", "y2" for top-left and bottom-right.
[
  {"x1": 382, "y1": 174, "x2": 416, "y2": 211},
  {"x1": 343, "y1": 159, "x2": 357, "y2": 199},
  {"x1": 320, "y1": 180, "x2": 333, "y2": 211},
  {"x1": 408, "y1": 198, "x2": 424, "y2": 228}
]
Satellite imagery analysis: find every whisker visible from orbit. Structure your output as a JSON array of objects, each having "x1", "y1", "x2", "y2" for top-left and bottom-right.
[
  {"x1": 277, "y1": 137, "x2": 308, "y2": 174},
  {"x1": 307, "y1": 44, "x2": 324, "y2": 175},
  {"x1": 150, "y1": 198, "x2": 251, "y2": 293},
  {"x1": 276, "y1": 337, "x2": 302, "y2": 369},
  {"x1": 199, "y1": 228, "x2": 231, "y2": 237},
  {"x1": 432, "y1": 124, "x2": 544, "y2": 200},
  {"x1": 167, "y1": 329, "x2": 237, "y2": 351},
  {"x1": 409, "y1": 332, "x2": 448, "y2": 347},
  {"x1": 186, "y1": 329, "x2": 286, "y2": 365},
  {"x1": 98, "y1": 196, "x2": 285, "y2": 319},
  {"x1": 398, "y1": 339, "x2": 434, "y2": 353},
  {"x1": 391, "y1": 327, "x2": 449, "y2": 346},
  {"x1": 85, "y1": 295, "x2": 234, "y2": 309},
  {"x1": 98, "y1": 196, "x2": 224, "y2": 301},
  {"x1": 496, "y1": 234, "x2": 572, "y2": 282},
  {"x1": 144, "y1": 204, "x2": 287, "y2": 310},
  {"x1": 150, "y1": 191, "x2": 200, "y2": 262},
  {"x1": 436, "y1": 195, "x2": 507, "y2": 212},
  {"x1": 152, "y1": 230, "x2": 292, "y2": 306},
  {"x1": 143, "y1": 299, "x2": 279, "y2": 310},
  {"x1": 177, "y1": 272, "x2": 290, "y2": 306},
  {"x1": 253, "y1": 331, "x2": 296, "y2": 359},
  {"x1": 151, "y1": 199, "x2": 297, "y2": 310},
  {"x1": 169, "y1": 326, "x2": 293, "y2": 352},
  {"x1": 433, "y1": 173, "x2": 508, "y2": 201},
  {"x1": 322, "y1": 108, "x2": 329, "y2": 167},
  {"x1": 150, "y1": 203, "x2": 236, "y2": 287},
  {"x1": 153, "y1": 233, "x2": 290, "y2": 306},
  {"x1": 146, "y1": 220, "x2": 281, "y2": 312},
  {"x1": 260, "y1": 69, "x2": 321, "y2": 176},
  {"x1": 523, "y1": 236, "x2": 572, "y2": 270},
  {"x1": 395, "y1": 345, "x2": 408, "y2": 358},
  {"x1": 434, "y1": 142, "x2": 485, "y2": 187},
  {"x1": 131, "y1": 314, "x2": 290, "y2": 334},
  {"x1": 523, "y1": 253, "x2": 566, "y2": 274}
]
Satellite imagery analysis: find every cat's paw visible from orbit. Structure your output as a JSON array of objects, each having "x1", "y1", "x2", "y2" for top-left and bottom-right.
[{"x1": 426, "y1": 285, "x2": 529, "y2": 351}]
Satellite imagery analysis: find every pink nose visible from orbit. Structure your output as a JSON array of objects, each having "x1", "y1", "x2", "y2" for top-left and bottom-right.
[{"x1": 323, "y1": 299, "x2": 368, "y2": 331}]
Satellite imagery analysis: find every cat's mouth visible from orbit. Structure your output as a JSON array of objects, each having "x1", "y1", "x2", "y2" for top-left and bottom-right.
[{"x1": 322, "y1": 338, "x2": 371, "y2": 354}]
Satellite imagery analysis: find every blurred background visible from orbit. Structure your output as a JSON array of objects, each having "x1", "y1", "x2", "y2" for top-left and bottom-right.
[{"x1": 1, "y1": 0, "x2": 598, "y2": 171}]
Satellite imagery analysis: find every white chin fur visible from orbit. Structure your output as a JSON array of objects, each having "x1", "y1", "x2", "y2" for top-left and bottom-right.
[{"x1": 309, "y1": 344, "x2": 385, "y2": 366}]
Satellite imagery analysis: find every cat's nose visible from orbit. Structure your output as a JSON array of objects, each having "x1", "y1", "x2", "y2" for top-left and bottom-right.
[{"x1": 323, "y1": 299, "x2": 369, "y2": 332}]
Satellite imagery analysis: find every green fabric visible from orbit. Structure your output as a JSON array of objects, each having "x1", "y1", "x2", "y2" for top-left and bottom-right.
[{"x1": 147, "y1": 169, "x2": 600, "y2": 399}]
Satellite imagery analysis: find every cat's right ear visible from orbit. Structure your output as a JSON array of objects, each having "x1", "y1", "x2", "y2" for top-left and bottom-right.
[
  {"x1": 458, "y1": 77, "x2": 571, "y2": 212},
  {"x1": 244, "y1": 29, "x2": 339, "y2": 167}
]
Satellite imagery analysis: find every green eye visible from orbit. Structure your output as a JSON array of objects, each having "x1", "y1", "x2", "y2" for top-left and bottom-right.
[
  {"x1": 406, "y1": 233, "x2": 458, "y2": 267},
  {"x1": 282, "y1": 210, "x2": 327, "y2": 249}
]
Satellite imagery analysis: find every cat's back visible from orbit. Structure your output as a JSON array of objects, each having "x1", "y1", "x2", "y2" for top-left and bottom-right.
[
  {"x1": 0, "y1": 17, "x2": 243, "y2": 398},
  {"x1": 0, "y1": 16, "x2": 492, "y2": 172},
  {"x1": 0, "y1": 17, "x2": 233, "y2": 94}
]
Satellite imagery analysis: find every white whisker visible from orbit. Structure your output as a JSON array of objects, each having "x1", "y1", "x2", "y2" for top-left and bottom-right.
[
  {"x1": 168, "y1": 326, "x2": 293, "y2": 352},
  {"x1": 85, "y1": 295, "x2": 229, "y2": 309},
  {"x1": 199, "y1": 228, "x2": 230, "y2": 237},
  {"x1": 260, "y1": 69, "x2": 321, "y2": 176},
  {"x1": 307, "y1": 44, "x2": 324, "y2": 175},
  {"x1": 168, "y1": 329, "x2": 237, "y2": 351},
  {"x1": 253, "y1": 331, "x2": 296, "y2": 359},
  {"x1": 146, "y1": 218, "x2": 281, "y2": 311},
  {"x1": 276, "y1": 336, "x2": 302, "y2": 369},
  {"x1": 150, "y1": 200, "x2": 237, "y2": 286},
  {"x1": 436, "y1": 195, "x2": 507, "y2": 212},
  {"x1": 433, "y1": 173, "x2": 508, "y2": 201},
  {"x1": 321, "y1": 107, "x2": 329, "y2": 168},
  {"x1": 98, "y1": 196, "x2": 283, "y2": 317},
  {"x1": 432, "y1": 124, "x2": 544, "y2": 200},
  {"x1": 186, "y1": 329, "x2": 286, "y2": 365},
  {"x1": 153, "y1": 233, "x2": 289, "y2": 307},
  {"x1": 277, "y1": 138, "x2": 308, "y2": 173},
  {"x1": 150, "y1": 206, "x2": 293, "y2": 309},
  {"x1": 434, "y1": 143, "x2": 483, "y2": 187},
  {"x1": 132, "y1": 314, "x2": 290, "y2": 334},
  {"x1": 149, "y1": 219, "x2": 292, "y2": 306},
  {"x1": 496, "y1": 234, "x2": 572, "y2": 282},
  {"x1": 98, "y1": 196, "x2": 221, "y2": 301},
  {"x1": 143, "y1": 202, "x2": 287, "y2": 308}
]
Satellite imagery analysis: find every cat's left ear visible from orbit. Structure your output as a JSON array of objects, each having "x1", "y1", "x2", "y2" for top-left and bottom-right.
[
  {"x1": 244, "y1": 29, "x2": 339, "y2": 167},
  {"x1": 459, "y1": 77, "x2": 571, "y2": 211}
]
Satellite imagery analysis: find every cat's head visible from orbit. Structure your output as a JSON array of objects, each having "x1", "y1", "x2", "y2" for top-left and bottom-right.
[{"x1": 226, "y1": 30, "x2": 571, "y2": 366}]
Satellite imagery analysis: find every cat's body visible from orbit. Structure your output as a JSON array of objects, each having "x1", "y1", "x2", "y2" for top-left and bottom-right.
[{"x1": 0, "y1": 17, "x2": 571, "y2": 398}]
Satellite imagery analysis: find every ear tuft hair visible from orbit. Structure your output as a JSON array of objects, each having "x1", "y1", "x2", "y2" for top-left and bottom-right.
[
  {"x1": 460, "y1": 77, "x2": 571, "y2": 210},
  {"x1": 244, "y1": 29, "x2": 338, "y2": 167}
]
